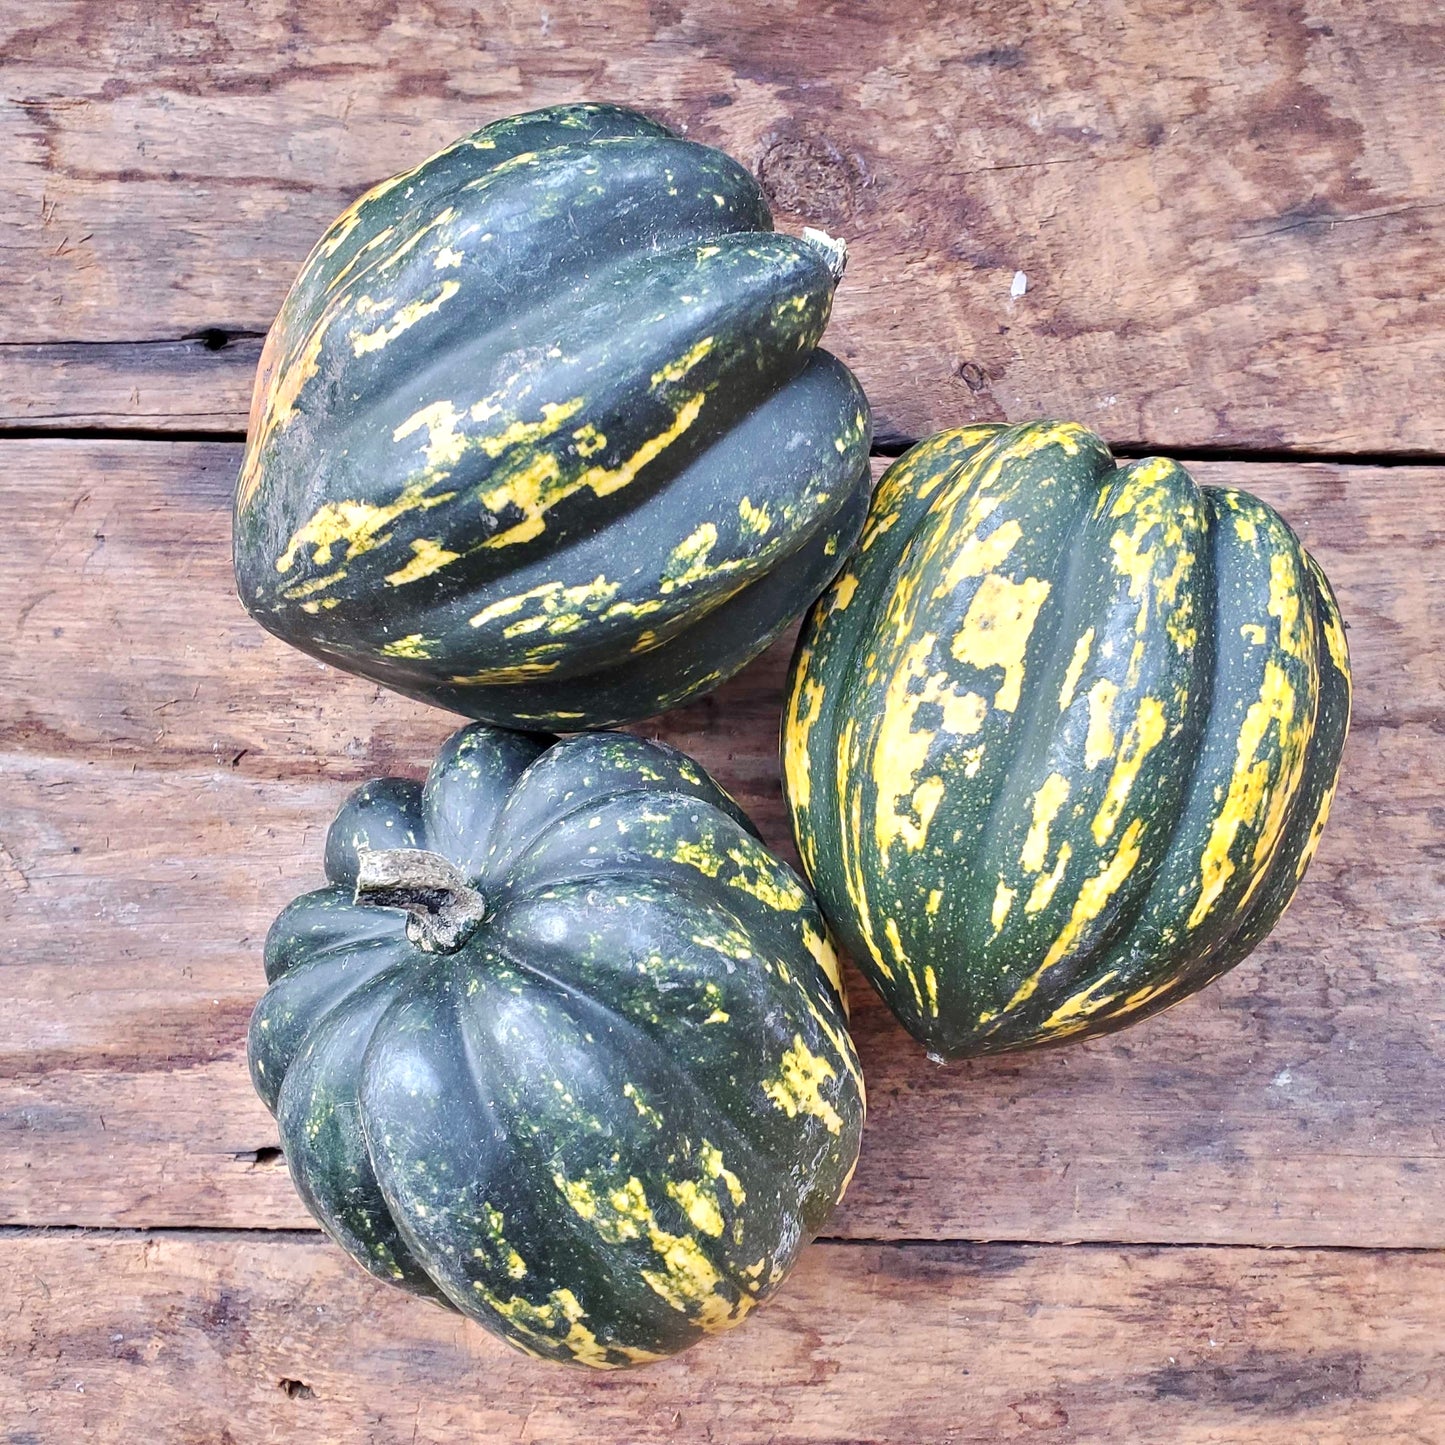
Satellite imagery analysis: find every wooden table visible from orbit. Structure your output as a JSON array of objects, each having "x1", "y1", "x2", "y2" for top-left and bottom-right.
[{"x1": 4, "y1": 3, "x2": 1443, "y2": 1440}]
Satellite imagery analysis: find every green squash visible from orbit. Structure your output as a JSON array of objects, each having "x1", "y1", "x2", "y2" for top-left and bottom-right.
[
  {"x1": 249, "y1": 724, "x2": 863, "y2": 1367},
  {"x1": 233, "y1": 103, "x2": 870, "y2": 729},
  {"x1": 782, "y1": 421, "x2": 1351, "y2": 1060}
]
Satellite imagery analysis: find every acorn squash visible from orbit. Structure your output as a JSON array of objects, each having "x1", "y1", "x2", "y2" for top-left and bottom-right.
[
  {"x1": 233, "y1": 103, "x2": 870, "y2": 729},
  {"x1": 249, "y1": 724, "x2": 863, "y2": 1366},
  {"x1": 782, "y1": 422, "x2": 1351, "y2": 1059}
]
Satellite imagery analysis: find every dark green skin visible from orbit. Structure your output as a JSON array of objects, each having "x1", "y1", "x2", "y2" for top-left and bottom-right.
[
  {"x1": 249, "y1": 725, "x2": 863, "y2": 1367},
  {"x1": 784, "y1": 422, "x2": 1352, "y2": 1059},
  {"x1": 234, "y1": 103, "x2": 871, "y2": 729}
]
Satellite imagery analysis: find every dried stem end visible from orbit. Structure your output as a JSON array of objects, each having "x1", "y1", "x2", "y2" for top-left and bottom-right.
[
  {"x1": 801, "y1": 227, "x2": 848, "y2": 285},
  {"x1": 354, "y1": 847, "x2": 487, "y2": 955}
]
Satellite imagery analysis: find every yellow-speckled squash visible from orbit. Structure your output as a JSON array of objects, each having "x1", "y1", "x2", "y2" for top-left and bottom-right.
[
  {"x1": 782, "y1": 421, "x2": 1351, "y2": 1060},
  {"x1": 250, "y1": 724, "x2": 863, "y2": 1366},
  {"x1": 234, "y1": 103, "x2": 870, "y2": 729}
]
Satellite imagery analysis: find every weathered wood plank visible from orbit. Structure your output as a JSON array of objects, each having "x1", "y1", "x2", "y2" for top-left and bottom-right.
[
  {"x1": 5, "y1": 1232, "x2": 1443, "y2": 1444},
  {"x1": 3, "y1": 1, "x2": 1444, "y2": 450},
  {"x1": 0, "y1": 336, "x2": 262, "y2": 432},
  {"x1": 1, "y1": 439, "x2": 1441, "y2": 1243},
  {"x1": 2, "y1": 748, "x2": 1441, "y2": 1242},
  {"x1": 2, "y1": 442, "x2": 1439, "y2": 774}
]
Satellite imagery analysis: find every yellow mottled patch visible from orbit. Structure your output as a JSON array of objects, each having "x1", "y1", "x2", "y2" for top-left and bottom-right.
[
  {"x1": 726, "y1": 847, "x2": 807, "y2": 912},
  {"x1": 394, "y1": 399, "x2": 469, "y2": 471},
  {"x1": 642, "y1": 1234, "x2": 746, "y2": 1334},
  {"x1": 572, "y1": 423, "x2": 607, "y2": 457},
  {"x1": 1001, "y1": 819, "x2": 1145, "y2": 1014},
  {"x1": 1021, "y1": 772, "x2": 1070, "y2": 873},
  {"x1": 1059, "y1": 627, "x2": 1094, "y2": 711},
  {"x1": 951, "y1": 573, "x2": 1052, "y2": 712},
  {"x1": 276, "y1": 483, "x2": 454, "y2": 575},
  {"x1": 671, "y1": 838, "x2": 723, "y2": 877},
  {"x1": 784, "y1": 668, "x2": 826, "y2": 818},
  {"x1": 1025, "y1": 841, "x2": 1072, "y2": 913},
  {"x1": 449, "y1": 659, "x2": 561, "y2": 684},
  {"x1": 667, "y1": 1180, "x2": 726, "y2": 1238},
  {"x1": 662, "y1": 523, "x2": 721, "y2": 593},
  {"x1": 738, "y1": 496, "x2": 772, "y2": 536},
  {"x1": 1240, "y1": 622, "x2": 1267, "y2": 645},
  {"x1": 574, "y1": 393, "x2": 705, "y2": 502},
  {"x1": 237, "y1": 289, "x2": 355, "y2": 512},
  {"x1": 604, "y1": 597, "x2": 666, "y2": 625},
  {"x1": 282, "y1": 569, "x2": 347, "y2": 600},
  {"x1": 351, "y1": 280, "x2": 460, "y2": 355},
  {"x1": 690, "y1": 930, "x2": 754, "y2": 963},
  {"x1": 650, "y1": 336, "x2": 714, "y2": 388},
  {"x1": 1092, "y1": 697, "x2": 1167, "y2": 844},
  {"x1": 836, "y1": 714, "x2": 890, "y2": 980},
  {"x1": 699, "y1": 1141, "x2": 746, "y2": 1207},
  {"x1": 477, "y1": 393, "x2": 705, "y2": 550},
  {"x1": 1119, "y1": 977, "x2": 1180, "y2": 1016},
  {"x1": 1039, "y1": 970, "x2": 1121, "y2": 1035},
  {"x1": 477, "y1": 1278, "x2": 666, "y2": 1368},
  {"x1": 1084, "y1": 679, "x2": 1119, "y2": 769},
  {"x1": 380, "y1": 633, "x2": 432, "y2": 660},
  {"x1": 930, "y1": 512, "x2": 1019, "y2": 597},
  {"x1": 385, "y1": 536, "x2": 459, "y2": 586},
  {"x1": 1268, "y1": 552, "x2": 1306, "y2": 660},
  {"x1": 1188, "y1": 660, "x2": 1302, "y2": 928},
  {"x1": 622, "y1": 1082, "x2": 664, "y2": 1129},
  {"x1": 1319, "y1": 588, "x2": 1350, "y2": 679},
  {"x1": 926, "y1": 888, "x2": 943, "y2": 916},
  {"x1": 831, "y1": 571, "x2": 859, "y2": 612},
  {"x1": 470, "y1": 576, "x2": 620, "y2": 637},
  {"x1": 477, "y1": 398, "x2": 586, "y2": 461},
  {"x1": 871, "y1": 632, "x2": 988, "y2": 862},
  {"x1": 1295, "y1": 777, "x2": 1340, "y2": 881},
  {"x1": 763, "y1": 1035, "x2": 843, "y2": 1134},
  {"x1": 553, "y1": 1172, "x2": 746, "y2": 1333},
  {"x1": 554, "y1": 1173, "x2": 600, "y2": 1223},
  {"x1": 991, "y1": 880, "x2": 1016, "y2": 934},
  {"x1": 802, "y1": 922, "x2": 845, "y2": 998},
  {"x1": 434, "y1": 245, "x2": 464, "y2": 269},
  {"x1": 884, "y1": 917, "x2": 909, "y2": 970}
]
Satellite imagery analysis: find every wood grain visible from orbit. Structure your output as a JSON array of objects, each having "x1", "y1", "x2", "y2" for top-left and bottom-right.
[
  {"x1": 1, "y1": 439, "x2": 1441, "y2": 1245},
  {"x1": 5, "y1": 1232, "x2": 1443, "y2": 1444},
  {"x1": 3, "y1": 1, "x2": 1444, "y2": 450}
]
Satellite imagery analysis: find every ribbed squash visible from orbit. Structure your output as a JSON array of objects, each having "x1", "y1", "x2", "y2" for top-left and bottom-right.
[
  {"x1": 782, "y1": 421, "x2": 1351, "y2": 1060},
  {"x1": 233, "y1": 103, "x2": 870, "y2": 729},
  {"x1": 249, "y1": 724, "x2": 863, "y2": 1367}
]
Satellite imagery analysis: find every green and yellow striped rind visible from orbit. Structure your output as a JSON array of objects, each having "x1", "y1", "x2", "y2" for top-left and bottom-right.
[
  {"x1": 782, "y1": 421, "x2": 1351, "y2": 1059},
  {"x1": 233, "y1": 103, "x2": 871, "y2": 729},
  {"x1": 249, "y1": 725, "x2": 863, "y2": 1367}
]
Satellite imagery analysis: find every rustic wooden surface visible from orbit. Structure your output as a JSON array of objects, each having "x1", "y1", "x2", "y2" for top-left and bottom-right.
[
  {"x1": 2, "y1": 441, "x2": 1443, "y2": 1248},
  {"x1": 5, "y1": 0, "x2": 1445, "y2": 452},
  {"x1": 7, "y1": 1232, "x2": 1445, "y2": 1444},
  {"x1": 3, "y1": 0, "x2": 1445, "y2": 1438}
]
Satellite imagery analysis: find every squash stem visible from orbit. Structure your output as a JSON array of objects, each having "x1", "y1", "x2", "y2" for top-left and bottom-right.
[
  {"x1": 354, "y1": 847, "x2": 487, "y2": 954},
  {"x1": 801, "y1": 227, "x2": 848, "y2": 285}
]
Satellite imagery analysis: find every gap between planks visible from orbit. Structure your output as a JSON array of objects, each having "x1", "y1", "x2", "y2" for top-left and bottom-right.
[
  {"x1": 4, "y1": 420, "x2": 1445, "y2": 471},
  {"x1": 3, "y1": 1224, "x2": 1445, "y2": 1258}
]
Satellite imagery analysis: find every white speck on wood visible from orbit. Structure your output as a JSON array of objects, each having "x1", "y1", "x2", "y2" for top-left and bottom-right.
[{"x1": 1010, "y1": 270, "x2": 1028, "y2": 299}]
